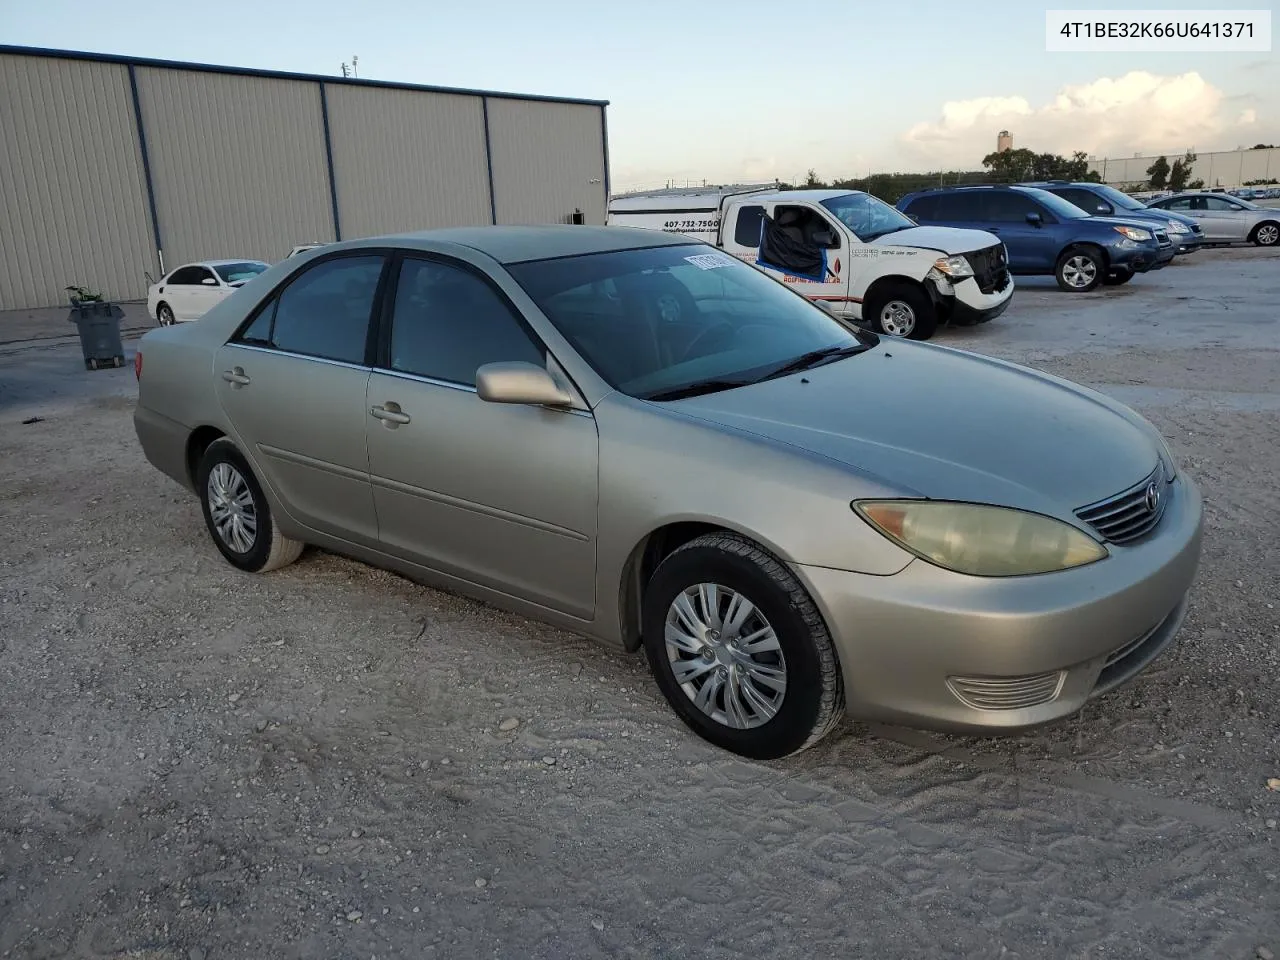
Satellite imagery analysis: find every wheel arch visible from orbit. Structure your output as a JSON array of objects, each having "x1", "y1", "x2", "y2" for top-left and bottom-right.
[
  {"x1": 616, "y1": 520, "x2": 798, "y2": 653},
  {"x1": 1248, "y1": 219, "x2": 1279, "y2": 243},
  {"x1": 1058, "y1": 241, "x2": 1110, "y2": 270},
  {"x1": 185, "y1": 425, "x2": 227, "y2": 487}
]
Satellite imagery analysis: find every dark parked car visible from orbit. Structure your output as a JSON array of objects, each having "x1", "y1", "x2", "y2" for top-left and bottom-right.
[
  {"x1": 897, "y1": 186, "x2": 1176, "y2": 292},
  {"x1": 1021, "y1": 181, "x2": 1203, "y2": 255}
]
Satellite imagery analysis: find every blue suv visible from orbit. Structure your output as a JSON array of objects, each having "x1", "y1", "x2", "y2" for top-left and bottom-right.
[
  {"x1": 1020, "y1": 181, "x2": 1203, "y2": 255},
  {"x1": 896, "y1": 185, "x2": 1176, "y2": 292}
]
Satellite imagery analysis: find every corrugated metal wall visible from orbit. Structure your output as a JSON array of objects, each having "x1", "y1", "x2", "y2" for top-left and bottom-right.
[
  {"x1": 0, "y1": 49, "x2": 610, "y2": 310},
  {"x1": 1091, "y1": 148, "x2": 1280, "y2": 188},
  {"x1": 134, "y1": 67, "x2": 335, "y2": 269},
  {"x1": 0, "y1": 53, "x2": 156, "y2": 307},
  {"x1": 325, "y1": 84, "x2": 493, "y2": 237},
  {"x1": 487, "y1": 99, "x2": 607, "y2": 225}
]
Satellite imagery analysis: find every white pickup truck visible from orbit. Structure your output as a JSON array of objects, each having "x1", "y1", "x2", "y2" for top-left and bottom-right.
[{"x1": 608, "y1": 186, "x2": 1013, "y2": 340}]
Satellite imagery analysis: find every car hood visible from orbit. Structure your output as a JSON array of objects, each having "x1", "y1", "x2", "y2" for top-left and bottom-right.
[
  {"x1": 872, "y1": 225, "x2": 998, "y2": 255},
  {"x1": 668, "y1": 342, "x2": 1160, "y2": 518}
]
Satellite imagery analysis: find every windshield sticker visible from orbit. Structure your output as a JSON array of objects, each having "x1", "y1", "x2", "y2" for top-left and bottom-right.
[{"x1": 684, "y1": 253, "x2": 737, "y2": 271}]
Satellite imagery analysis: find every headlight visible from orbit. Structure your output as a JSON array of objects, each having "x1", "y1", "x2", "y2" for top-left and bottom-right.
[
  {"x1": 853, "y1": 501, "x2": 1108, "y2": 577},
  {"x1": 1114, "y1": 225, "x2": 1152, "y2": 242},
  {"x1": 932, "y1": 255, "x2": 974, "y2": 279},
  {"x1": 1165, "y1": 220, "x2": 1189, "y2": 234}
]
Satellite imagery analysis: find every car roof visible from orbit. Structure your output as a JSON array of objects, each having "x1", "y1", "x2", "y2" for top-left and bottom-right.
[
  {"x1": 903, "y1": 184, "x2": 1039, "y2": 197},
  {"x1": 353, "y1": 224, "x2": 695, "y2": 265},
  {"x1": 189, "y1": 258, "x2": 270, "y2": 267}
]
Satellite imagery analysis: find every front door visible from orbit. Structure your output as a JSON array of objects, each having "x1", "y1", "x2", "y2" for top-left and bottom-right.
[
  {"x1": 1200, "y1": 196, "x2": 1247, "y2": 240},
  {"x1": 214, "y1": 252, "x2": 387, "y2": 544},
  {"x1": 190, "y1": 265, "x2": 225, "y2": 319},
  {"x1": 365, "y1": 255, "x2": 599, "y2": 618},
  {"x1": 734, "y1": 203, "x2": 849, "y2": 308}
]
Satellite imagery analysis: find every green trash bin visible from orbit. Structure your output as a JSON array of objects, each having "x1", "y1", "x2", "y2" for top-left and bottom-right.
[{"x1": 68, "y1": 301, "x2": 126, "y2": 370}]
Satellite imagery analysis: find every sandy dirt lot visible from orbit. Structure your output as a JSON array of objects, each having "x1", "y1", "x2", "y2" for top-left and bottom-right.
[{"x1": 1, "y1": 247, "x2": 1278, "y2": 959}]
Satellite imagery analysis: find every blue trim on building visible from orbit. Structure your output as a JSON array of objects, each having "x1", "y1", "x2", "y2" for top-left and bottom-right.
[
  {"x1": 481, "y1": 98, "x2": 499, "y2": 225},
  {"x1": 126, "y1": 63, "x2": 164, "y2": 272},
  {"x1": 1, "y1": 44, "x2": 609, "y2": 107},
  {"x1": 600, "y1": 105, "x2": 612, "y2": 216},
  {"x1": 318, "y1": 82, "x2": 343, "y2": 241}
]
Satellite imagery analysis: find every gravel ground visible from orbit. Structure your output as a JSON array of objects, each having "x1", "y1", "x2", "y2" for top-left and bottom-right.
[{"x1": 1, "y1": 246, "x2": 1278, "y2": 959}]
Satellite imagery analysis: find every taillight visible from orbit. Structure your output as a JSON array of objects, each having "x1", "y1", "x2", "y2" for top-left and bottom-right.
[{"x1": 134, "y1": 350, "x2": 143, "y2": 380}]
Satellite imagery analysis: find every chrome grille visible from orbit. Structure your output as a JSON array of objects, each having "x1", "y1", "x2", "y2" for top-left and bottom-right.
[
  {"x1": 1075, "y1": 462, "x2": 1169, "y2": 544},
  {"x1": 947, "y1": 671, "x2": 1065, "y2": 711}
]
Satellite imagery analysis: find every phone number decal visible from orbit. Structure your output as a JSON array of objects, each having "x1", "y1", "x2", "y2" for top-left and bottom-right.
[{"x1": 663, "y1": 219, "x2": 720, "y2": 231}]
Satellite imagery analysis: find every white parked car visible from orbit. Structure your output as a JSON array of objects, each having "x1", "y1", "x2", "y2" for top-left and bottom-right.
[
  {"x1": 147, "y1": 260, "x2": 270, "y2": 325},
  {"x1": 286, "y1": 243, "x2": 327, "y2": 258}
]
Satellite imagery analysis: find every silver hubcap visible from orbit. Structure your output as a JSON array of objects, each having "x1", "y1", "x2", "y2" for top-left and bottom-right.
[
  {"x1": 664, "y1": 583, "x2": 787, "y2": 729},
  {"x1": 878, "y1": 299, "x2": 915, "y2": 337},
  {"x1": 1061, "y1": 256, "x2": 1098, "y2": 288},
  {"x1": 207, "y1": 462, "x2": 258, "y2": 553},
  {"x1": 160, "y1": 307, "x2": 173, "y2": 325},
  {"x1": 1257, "y1": 224, "x2": 1278, "y2": 245}
]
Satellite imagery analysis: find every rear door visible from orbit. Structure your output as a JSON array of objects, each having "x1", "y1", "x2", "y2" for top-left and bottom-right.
[
  {"x1": 214, "y1": 252, "x2": 387, "y2": 545},
  {"x1": 365, "y1": 254, "x2": 599, "y2": 618}
]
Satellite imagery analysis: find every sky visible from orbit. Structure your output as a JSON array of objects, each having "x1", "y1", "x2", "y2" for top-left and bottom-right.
[{"x1": 2, "y1": 0, "x2": 1277, "y2": 190}]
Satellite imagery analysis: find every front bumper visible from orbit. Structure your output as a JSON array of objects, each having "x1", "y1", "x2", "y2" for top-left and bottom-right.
[
  {"x1": 933, "y1": 274, "x2": 1014, "y2": 326},
  {"x1": 792, "y1": 473, "x2": 1203, "y2": 733},
  {"x1": 1172, "y1": 234, "x2": 1202, "y2": 255},
  {"x1": 1111, "y1": 241, "x2": 1165, "y2": 274}
]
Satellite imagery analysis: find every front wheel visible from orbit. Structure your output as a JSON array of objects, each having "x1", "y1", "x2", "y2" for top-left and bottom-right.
[
  {"x1": 1055, "y1": 247, "x2": 1105, "y2": 292},
  {"x1": 641, "y1": 533, "x2": 845, "y2": 759},
  {"x1": 157, "y1": 303, "x2": 175, "y2": 326},
  {"x1": 1251, "y1": 221, "x2": 1279, "y2": 247},
  {"x1": 1103, "y1": 269, "x2": 1134, "y2": 286},
  {"x1": 863, "y1": 282, "x2": 938, "y2": 340},
  {"x1": 196, "y1": 439, "x2": 304, "y2": 573}
]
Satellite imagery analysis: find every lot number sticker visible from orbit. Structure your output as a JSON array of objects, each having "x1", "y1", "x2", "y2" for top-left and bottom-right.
[{"x1": 684, "y1": 253, "x2": 737, "y2": 271}]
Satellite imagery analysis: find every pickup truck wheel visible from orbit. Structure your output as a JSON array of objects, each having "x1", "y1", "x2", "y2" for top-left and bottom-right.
[
  {"x1": 864, "y1": 282, "x2": 937, "y2": 340},
  {"x1": 1055, "y1": 247, "x2": 1104, "y2": 292},
  {"x1": 1103, "y1": 269, "x2": 1134, "y2": 286}
]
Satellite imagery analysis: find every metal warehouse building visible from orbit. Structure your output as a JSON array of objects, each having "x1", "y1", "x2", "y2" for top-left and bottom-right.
[{"x1": 0, "y1": 46, "x2": 611, "y2": 311}]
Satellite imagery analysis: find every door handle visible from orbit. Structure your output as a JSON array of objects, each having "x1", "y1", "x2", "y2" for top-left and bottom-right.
[
  {"x1": 370, "y1": 403, "x2": 411, "y2": 426},
  {"x1": 221, "y1": 367, "x2": 250, "y2": 386}
]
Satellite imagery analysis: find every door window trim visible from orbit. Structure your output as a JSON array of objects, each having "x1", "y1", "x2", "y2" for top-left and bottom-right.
[{"x1": 227, "y1": 247, "x2": 395, "y2": 366}]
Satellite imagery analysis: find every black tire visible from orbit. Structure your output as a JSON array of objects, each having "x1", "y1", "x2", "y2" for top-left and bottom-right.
[
  {"x1": 86, "y1": 358, "x2": 98, "y2": 371},
  {"x1": 196, "y1": 438, "x2": 303, "y2": 573},
  {"x1": 1250, "y1": 220, "x2": 1279, "y2": 247},
  {"x1": 1055, "y1": 246, "x2": 1105, "y2": 292},
  {"x1": 1103, "y1": 269, "x2": 1134, "y2": 286},
  {"x1": 157, "y1": 303, "x2": 175, "y2": 326},
  {"x1": 863, "y1": 281, "x2": 937, "y2": 340},
  {"x1": 641, "y1": 532, "x2": 845, "y2": 759}
]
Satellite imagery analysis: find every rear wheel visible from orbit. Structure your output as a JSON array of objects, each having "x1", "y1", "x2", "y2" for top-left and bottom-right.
[
  {"x1": 196, "y1": 439, "x2": 303, "y2": 573},
  {"x1": 157, "y1": 303, "x2": 175, "y2": 326},
  {"x1": 1251, "y1": 221, "x2": 1279, "y2": 247},
  {"x1": 1103, "y1": 269, "x2": 1134, "y2": 286},
  {"x1": 1055, "y1": 247, "x2": 1104, "y2": 292},
  {"x1": 863, "y1": 282, "x2": 937, "y2": 341},
  {"x1": 641, "y1": 532, "x2": 845, "y2": 759}
]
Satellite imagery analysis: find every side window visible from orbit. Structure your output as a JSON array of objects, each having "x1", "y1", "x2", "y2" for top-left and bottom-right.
[
  {"x1": 167, "y1": 266, "x2": 200, "y2": 284},
  {"x1": 256, "y1": 255, "x2": 385, "y2": 364},
  {"x1": 1205, "y1": 196, "x2": 1239, "y2": 211},
  {"x1": 936, "y1": 192, "x2": 987, "y2": 220},
  {"x1": 388, "y1": 258, "x2": 545, "y2": 387},
  {"x1": 989, "y1": 191, "x2": 1044, "y2": 222},
  {"x1": 237, "y1": 301, "x2": 275, "y2": 344},
  {"x1": 903, "y1": 194, "x2": 937, "y2": 220},
  {"x1": 1058, "y1": 189, "x2": 1099, "y2": 212},
  {"x1": 733, "y1": 205, "x2": 766, "y2": 246},
  {"x1": 1165, "y1": 197, "x2": 1192, "y2": 210}
]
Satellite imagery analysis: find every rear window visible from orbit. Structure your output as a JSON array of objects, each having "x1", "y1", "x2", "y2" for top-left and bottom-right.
[{"x1": 734, "y1": 205, "x2": 766, "y2": 246}]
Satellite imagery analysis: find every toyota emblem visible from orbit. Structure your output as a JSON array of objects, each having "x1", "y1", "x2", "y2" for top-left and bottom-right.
[{"x1": 1144, "y1": 482, "x2": 1161, "y2": 512}]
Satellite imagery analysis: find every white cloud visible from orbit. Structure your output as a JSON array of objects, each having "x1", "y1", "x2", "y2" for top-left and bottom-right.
[{"x1": 899, "y1": 71, "x2": 1272, "y2": 168}]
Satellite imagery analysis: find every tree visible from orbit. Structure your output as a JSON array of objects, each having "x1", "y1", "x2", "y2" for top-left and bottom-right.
[
  {"x1": 1146, "y1": 155, "x2": 1171, "y2": 189},
  {"x1": 1251, "y1": 143, "x2": 1275, "y2": 149},
  {"x1": 981, "y1": 147, "x2": 1103, "y2": 183},
  {"x1": 1168, "y1": 150, "x2": 1197, "y2": 192},
  {"x1": 802, "y1": 168, "x2": 827, "y2": 189}
]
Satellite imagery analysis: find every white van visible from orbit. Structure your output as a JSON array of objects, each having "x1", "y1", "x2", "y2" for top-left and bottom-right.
[{"x1": 608, "y1": 185, "x2": 1013, "y2": 340}]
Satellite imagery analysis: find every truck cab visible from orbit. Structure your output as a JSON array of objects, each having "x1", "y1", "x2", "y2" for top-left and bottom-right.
[{"x1": 608, "y1": 186, "x2": 1014, "y2": 340}]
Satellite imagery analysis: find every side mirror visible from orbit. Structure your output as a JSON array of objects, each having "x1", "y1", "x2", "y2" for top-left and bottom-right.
[
  {"x1": 1096, "y1": 202, "x2": 1113, "y2": 215},
  {"x1": 476, "y1": 361, "x2": 573, "y2": 407},
  {"x1": 1025, "y1": 212, "x2": 1043, "y2": 226},
  {"x1": 201, "y1": 277, "x2": 217, "y2": 285},
  {"x1": 811, "y1": 229, "x2": 839, "y2": 248}
]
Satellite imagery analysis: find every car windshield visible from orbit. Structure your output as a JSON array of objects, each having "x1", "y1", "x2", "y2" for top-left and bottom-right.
[
  {"x1": 1093, "y1": 184, "x2": 1147, "y2": 211},
  {"x1": 819, "y1": 193, "x2": 916, "y2": 241},
  {"x1": 213, "y1": 261, "x2": 269, "y2": 283},
  {"x1": 506, "y1": 244, "x2": 868, "y2": 401},
  {"x1": 1022, "y1": 188, "x2": 1090, "y2": 220}
]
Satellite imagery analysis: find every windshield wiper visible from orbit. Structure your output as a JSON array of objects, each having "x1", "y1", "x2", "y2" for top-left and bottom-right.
[
  {"x1": 763, "y1": 343, "x2": 871, "y2": 380},
  {"x1": 642, "y1": 378, "x2": 755, "y2": 402}
]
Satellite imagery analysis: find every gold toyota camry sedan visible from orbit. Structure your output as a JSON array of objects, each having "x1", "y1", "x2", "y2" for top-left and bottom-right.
[{"x1": 133, "y1": 226, "x2": 1202, "y2": 759}]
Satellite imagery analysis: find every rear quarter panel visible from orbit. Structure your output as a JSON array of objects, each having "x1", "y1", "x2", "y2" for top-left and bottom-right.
[{"x1": 134, "y1": 327, "x2": 224, "y2": 487}]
